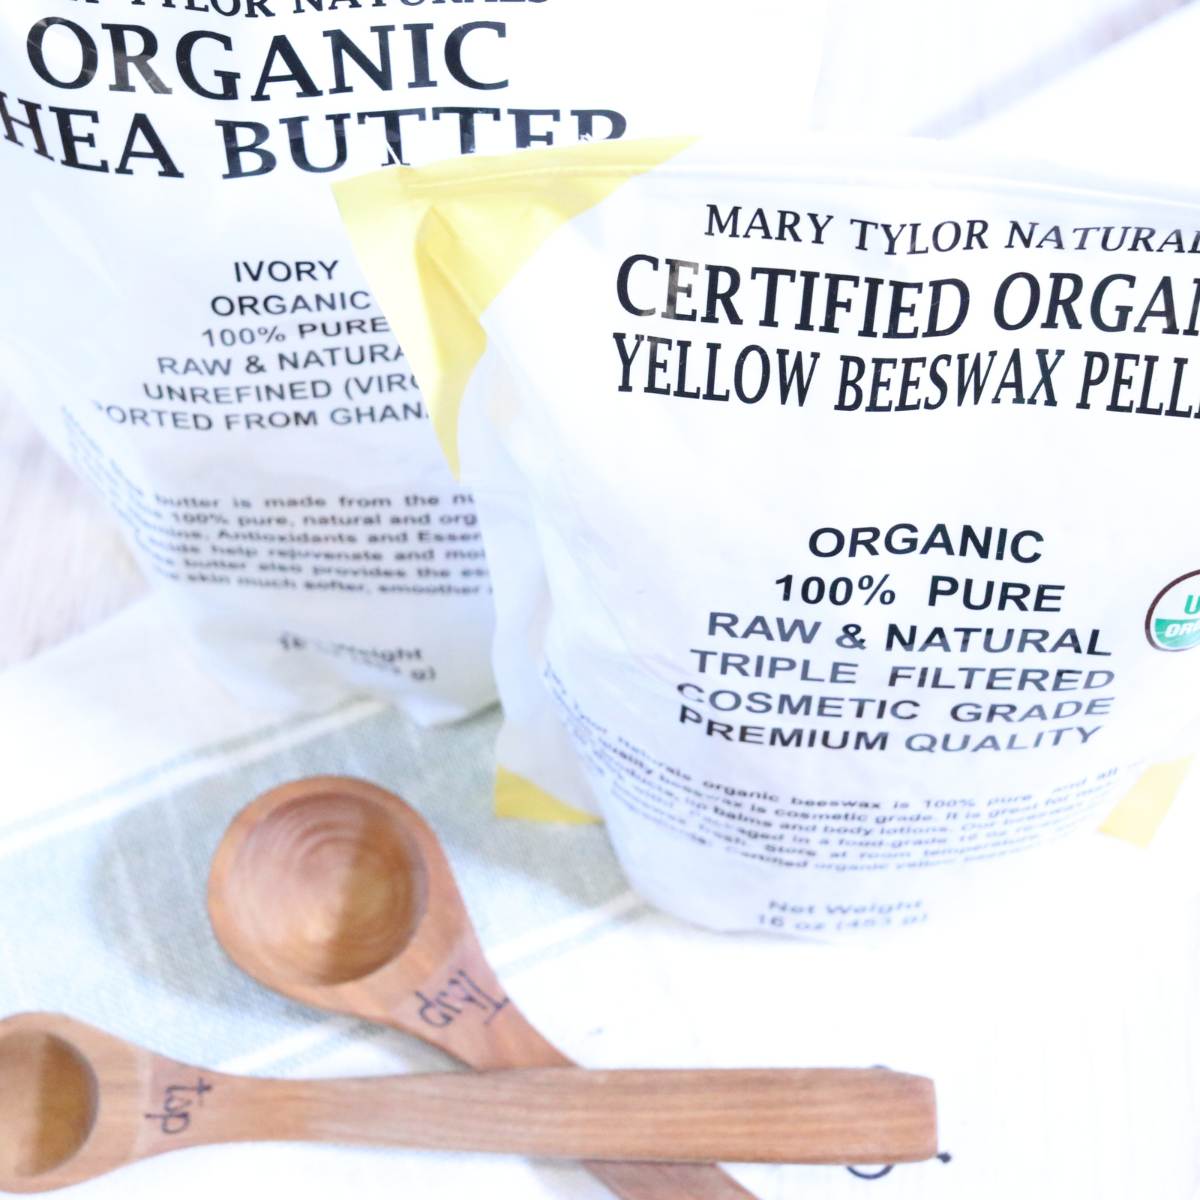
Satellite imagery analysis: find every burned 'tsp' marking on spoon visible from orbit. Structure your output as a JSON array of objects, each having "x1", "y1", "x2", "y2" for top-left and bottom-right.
[
  {"x1": 144, "y1": 1078, "x2": 214, "y2": 1136},
  {"x1": 416, "y1": 968, "x2": 511, "y2": 1029}
]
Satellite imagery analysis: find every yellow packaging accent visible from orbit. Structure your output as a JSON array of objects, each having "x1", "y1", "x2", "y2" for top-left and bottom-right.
[
  {"x1": 494, "y1": 767, "x2": 599, "y2": 824},
  {"x1": 333, "y1": 138, "x2": 693, "y2": 476},
  {"x1": 1100, "y1": 758, "x2": 1192, "y2": 847}
]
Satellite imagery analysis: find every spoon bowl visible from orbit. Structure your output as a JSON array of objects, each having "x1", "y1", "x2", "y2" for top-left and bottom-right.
[
  {"x1": 0, "y1": 1028, "x2": 98, "y2": 1183},
  {"x1": 0, "y1": 1013, "x2": 152, "y2": 1194},
  {"x1": 220, "y1": 787, "x2": 428, "y2": 987},
  {"x1": 210, "y1": 777, "x2": 553, "y2": 1064}
]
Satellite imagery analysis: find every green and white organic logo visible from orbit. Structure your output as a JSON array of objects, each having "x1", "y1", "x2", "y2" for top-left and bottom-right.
[{"x1": 1146, "y1": 570, "x2": 1200, "y2": 652}]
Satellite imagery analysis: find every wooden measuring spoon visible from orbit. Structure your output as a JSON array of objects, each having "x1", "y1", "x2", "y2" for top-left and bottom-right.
[
  {"x1": 0, "y1": 1011, "x2": 936, "y2": 1194},
  {"x1": 208, "y1": 777, "x2": 938, "y2": 1199}
]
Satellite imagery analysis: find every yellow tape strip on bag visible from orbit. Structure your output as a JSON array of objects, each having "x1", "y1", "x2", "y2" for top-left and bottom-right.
[
  {"x1": 1101, "y1": 757, "x2": 1192, "y2": 847},
  {"x1": 494, "y1": 767, "x2": 599, "y2": 824},
  {"x1": 334, "y1": 137, "x2": 693, "y2": 477}
]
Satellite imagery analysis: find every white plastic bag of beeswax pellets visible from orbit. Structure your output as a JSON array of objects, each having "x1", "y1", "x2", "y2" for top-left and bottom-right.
[
  {"x1": 0, "y1": 4, "x2": 825, "y2": 722},
  {"x1": 336, "y1": 136, "x2": 1200, "y2": 935}
]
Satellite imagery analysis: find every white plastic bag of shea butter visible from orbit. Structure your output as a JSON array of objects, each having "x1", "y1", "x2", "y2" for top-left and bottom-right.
[
  {"x1": 0, "y1": 4, "x2": 825, "y2": 722},
  {"x1": 336, "y1": 137, "x2": 1200, "y2": 936}
]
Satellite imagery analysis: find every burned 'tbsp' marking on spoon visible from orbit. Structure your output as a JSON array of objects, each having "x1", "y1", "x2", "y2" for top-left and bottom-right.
[
  {"x1": 144, "y1": 1078, "x2": 214, "y2": 1135},
  {"x1": 416, "y1": 968, "x2": 510, "y2": 1029}
]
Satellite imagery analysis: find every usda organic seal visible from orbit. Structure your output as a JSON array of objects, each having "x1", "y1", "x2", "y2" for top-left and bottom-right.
[{"x1": 1146, "y1": 570, "x2": 1200, "y2": 651}]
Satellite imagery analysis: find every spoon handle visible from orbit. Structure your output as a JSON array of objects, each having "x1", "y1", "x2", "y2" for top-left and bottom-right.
[
  {"x1": 379, "y1": 950, "x2": 793, "y2": 1197},
  {"x1": 384, "y1": 969, "x2": 763, "y2": 1195},
  {"x1": 170, "y1": 1067, "x2": 936, "y2": 1165},
  {"x1": 394, "y1": 995, "x2": 767, "y2": 1197},
  {"x1": 583, "y1": 1161, "x2": 763, "y2": 1200}
]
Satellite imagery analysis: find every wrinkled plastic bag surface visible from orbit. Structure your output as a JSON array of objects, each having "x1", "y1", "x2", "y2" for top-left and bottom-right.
[{"x1": 339, "y1": 136, "x2": 1200, "y2": 933}]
